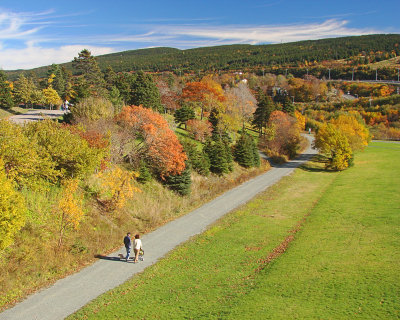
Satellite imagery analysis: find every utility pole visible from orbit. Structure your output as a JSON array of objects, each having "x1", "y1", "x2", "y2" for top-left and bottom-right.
[
  {"x1": 328, "y1": 68, "x2": 331, "y2": 80},
  {"x1": 376, "y1": 69, "x2": 378, "y2": 81},
  {"x1": 352, "y1": 68, "x2": 354, "y2": 81}
]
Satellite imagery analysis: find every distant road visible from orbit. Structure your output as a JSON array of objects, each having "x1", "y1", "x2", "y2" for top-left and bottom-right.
[
  {"x1": 8, "y1": 109, "x2": 66, "y2": 124},
  {"x1": 0, "y1": 136, "x2": 316, "y2": 320}
]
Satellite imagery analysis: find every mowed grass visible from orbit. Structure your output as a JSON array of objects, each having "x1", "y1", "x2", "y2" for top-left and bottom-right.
[{"x1": 69, "y1": 141, "x2": 400, "y2": 319}]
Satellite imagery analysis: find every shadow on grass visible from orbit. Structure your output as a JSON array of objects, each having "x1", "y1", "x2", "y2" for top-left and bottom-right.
[{"x1": 299, "y1": 154, "x2": 328, "y2": 172}]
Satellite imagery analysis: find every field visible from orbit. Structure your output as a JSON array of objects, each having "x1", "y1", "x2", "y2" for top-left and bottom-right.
[{"x1": 65, "y1": 141, "x2": 399, "y2": 319}]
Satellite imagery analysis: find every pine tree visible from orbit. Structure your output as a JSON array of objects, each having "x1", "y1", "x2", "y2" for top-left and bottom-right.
[
  {"x1": 0, "y1": 70, "x2": 14, "y2": 109},
  {"x1": 137, "y1": 160, "x2": 152, "y2": 184},
  {"x1": 129, "y1": 71, "x2": 162, "y2": 112},
  {"x1": 73, "y1": 49, "x2": 106, "y2": 97},
  {"x1": 180, "y1": 137, "x2": 210, "y2": 176},
  {"x1": 209, "y1": 107, "x2": 220, "y2": 138}
]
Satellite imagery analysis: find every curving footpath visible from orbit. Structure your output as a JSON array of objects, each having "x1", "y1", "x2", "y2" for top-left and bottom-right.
[{"x1": 0, "y1": 135, "x2": 317, "y2": 320}]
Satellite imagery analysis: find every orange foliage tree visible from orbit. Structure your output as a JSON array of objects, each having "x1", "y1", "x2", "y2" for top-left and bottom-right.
[
  {"x1": 265, "y1": 110, "x2": 300, "y2": 159},
  {"x1": 181, "y1": 81, "x2": 225, "y2": 119},
  {"x1": 116, "y1": 105, "x2": 187, "y2": 178}
]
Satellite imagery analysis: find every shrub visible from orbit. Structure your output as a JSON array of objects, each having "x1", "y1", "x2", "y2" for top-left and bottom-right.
[{"x1": 71, "y1": 96, "x2": 115, "y2": 121}]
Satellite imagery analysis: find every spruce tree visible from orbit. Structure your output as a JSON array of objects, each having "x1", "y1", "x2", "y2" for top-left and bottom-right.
[
  {"x1": 180, "y1": 137, "x2": 210, "y2": 176},
  {"x1": 204, "y1": 138, "x2": 230, "y2": 176},
  {"x1": 163, "y1": 162, "x2": 192, "y2": 196}
]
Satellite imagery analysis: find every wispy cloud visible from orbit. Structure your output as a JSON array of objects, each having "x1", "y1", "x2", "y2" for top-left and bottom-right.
[{"x1": 0, "y1": 6, "x2": 393, "y2": 70}]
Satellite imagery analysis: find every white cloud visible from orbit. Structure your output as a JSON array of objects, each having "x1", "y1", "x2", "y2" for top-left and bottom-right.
[
  {"x1": 0, "y1": 44, "x2": 114, "y2": 70},
  {"x1": 152, "y1": 19, "x2": 382, "y2": 44}
]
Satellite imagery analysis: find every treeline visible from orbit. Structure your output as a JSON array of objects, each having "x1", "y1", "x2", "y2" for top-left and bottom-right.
[{"x1": 5, "y1": 34, "x2": 400, "y2": 80}]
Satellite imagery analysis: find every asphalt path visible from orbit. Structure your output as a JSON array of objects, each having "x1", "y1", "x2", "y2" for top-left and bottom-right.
[
  {"x1": 0, "y1": 135, "x2": 317, "y2": 320},
  {"x1": 8, "y1": 109, "x2": 66, "y2": 124}
]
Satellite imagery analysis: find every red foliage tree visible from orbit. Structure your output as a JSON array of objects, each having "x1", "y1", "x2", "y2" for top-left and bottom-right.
[
  {"x1": 116, "y1": 105, "x2": 187, "y2": 178},
  {"x1": 186, "y1": 119, "x2": 212, "y2": 142}
]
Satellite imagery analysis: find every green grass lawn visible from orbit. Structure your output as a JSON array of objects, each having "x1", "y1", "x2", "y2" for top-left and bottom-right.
[{"x1": 69, "y1": 141, "x2": 400, "y2": 319}]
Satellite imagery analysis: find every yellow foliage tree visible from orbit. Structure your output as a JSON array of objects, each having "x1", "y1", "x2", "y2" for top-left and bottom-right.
[
  {"x1": 57, "y1": 179, "x2": 84, "y2": 247},
  {"x1": 42, "y1": 87, "x2": 62, "y2": 109},
  {"x1": 294, "y1": 110, "x2": 306, "y2": 131},
  {"x1": 96, "y1": 166, "x2": 140, "y2": 211},
  {"x1": 330, "y1": 114, "x2": 370, "y2": 151},
  {"x1": 314, "y1": 123, "x2": 353, "y2": 171},
  {"x1": 0, "y1": 159, "x2": 26, "y2": 250}
]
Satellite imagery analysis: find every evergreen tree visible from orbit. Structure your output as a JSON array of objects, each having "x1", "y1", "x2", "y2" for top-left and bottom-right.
[
  {"x1": 174, "y1": 105, "x2": 195, "y2": 128},
  {"x1": 252, "y1": 93, "x2": 275, "y2": 136},
  {"x1": 104, "y1": 65, "x2": 117, "y2": 90},
  {"x1": 0, "y1": 70, "x2": 14, "y2": 109},
  {"x1": 209, "y1": 107, "x2": 220, "y2": 138},
  {"x1": 137, "y1": 160, "x2": 152, "y2": 184},
  {"x1": 233, "y1": 133, "x2": 260, "y2": 168},
  {"x1": 129, "y1": 71, "x2": 162, "y2": 112},
  {"x1": 73, "y1": 49, "x2": 106, "y2": 97},
  {"x1": 282, "y1": 96, "x2": 295, "y2": 115},
  {"x1": 179, "y1": 137, "x2": 210, "y2": 176},
  {"x1": 163, "y1": 162, "x2": 192, "y2": 196},
  {"x1": 204, "y1": 138, "x2": 230, "y2": 176}
]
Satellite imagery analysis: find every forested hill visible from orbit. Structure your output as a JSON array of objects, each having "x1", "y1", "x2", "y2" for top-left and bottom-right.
[{"x1": 6, "y1": 34, "x2": 400, "y2": 78}]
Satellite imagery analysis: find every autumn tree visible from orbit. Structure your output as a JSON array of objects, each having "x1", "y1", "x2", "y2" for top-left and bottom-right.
[
  {"x1": 57, "y1": 179, "x2": 84, "y2": 247},
  {"x1": 264, "y1": 111, "x2": 300, "y2": 159},
  {"x1": 0, "y1": 158, "x2": 26, "y2": 250},
  {"x1": 0, "y1": 120, "x2": 58, "y2": 188},
  {"x1": 330, "y1": 114, "x2": 370, "y2": 151},
  {"x1": 95, "y1": 166, "x2": 140, "y2": 211},
  {"x1": 116, "y1": 105, "x2": 187, "y2": 178},
  {"x1": 0, "y1": 70, "x2": 14, "y2": 108},
  {"x1": 186, "y1": 119, "x2": 212, "y2": 142},
  {"x1": 181, "y1": 81, "x2": 225, "y2": 119},
  {"x1": 314, "y1": 123, "x2": 353, "y2": 171}
]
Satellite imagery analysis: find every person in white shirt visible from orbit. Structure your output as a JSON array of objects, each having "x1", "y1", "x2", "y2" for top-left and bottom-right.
[{"x1": 133, "y1": 234, "x2": 143, "y2": 263}]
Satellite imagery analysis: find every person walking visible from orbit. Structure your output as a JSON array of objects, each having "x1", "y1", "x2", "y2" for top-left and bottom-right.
[
  {"x1": 133, "y1": 234, "x2": 143, "y2": 263},
  {"x1": 123, "y1": 232, "x2": 131, "y2": 262}
]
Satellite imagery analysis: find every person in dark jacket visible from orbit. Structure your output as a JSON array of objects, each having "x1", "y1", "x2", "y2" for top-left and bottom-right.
[{"x1": 123, "y1": 232, "x2": 131, "y2": 262}]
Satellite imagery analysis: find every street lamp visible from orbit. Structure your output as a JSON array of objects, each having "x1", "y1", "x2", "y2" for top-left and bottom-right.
[{"x1": 291, "y1": 96, "x2": 295, "y2": 103}]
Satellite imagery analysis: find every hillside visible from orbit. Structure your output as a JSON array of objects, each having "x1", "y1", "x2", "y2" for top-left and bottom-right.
[{"x1": 5, "y1": 34, "x2": 400, "y2": 79}]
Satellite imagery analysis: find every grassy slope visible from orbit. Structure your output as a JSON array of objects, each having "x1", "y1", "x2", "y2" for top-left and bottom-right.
[{"x1": 69, "y1": 141, "x2": 400, "y2": 319}]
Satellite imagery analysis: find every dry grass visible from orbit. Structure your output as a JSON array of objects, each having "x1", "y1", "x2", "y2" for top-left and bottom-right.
[{"x1": 0, "y1": 160, "x2": 270, "y2": 310}]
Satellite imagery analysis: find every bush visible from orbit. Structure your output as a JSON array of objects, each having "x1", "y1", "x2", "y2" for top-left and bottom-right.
[{"x1": 71, "y1": 96, "x2": 115, "y2": 121}]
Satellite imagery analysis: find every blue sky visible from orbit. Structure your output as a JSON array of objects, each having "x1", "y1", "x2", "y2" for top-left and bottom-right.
[{"x1": 0, "y1": 0, "x2": 399, "y2": 70}]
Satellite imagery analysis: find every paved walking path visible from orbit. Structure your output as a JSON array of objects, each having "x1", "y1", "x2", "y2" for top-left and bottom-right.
[
  {"x1": 0, "y1": 135, "x2": 317, "y2": 320},
  {"x1": 8, "y1": 109, "x2": 66, "y2": 124}
]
